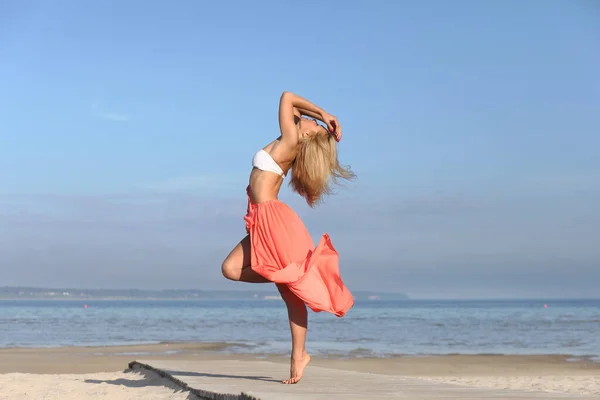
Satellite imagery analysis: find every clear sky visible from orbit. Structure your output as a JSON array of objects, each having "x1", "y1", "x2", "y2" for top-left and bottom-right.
[{"x1": 1, "y1": 1, "x2": 599, "y2": 298}]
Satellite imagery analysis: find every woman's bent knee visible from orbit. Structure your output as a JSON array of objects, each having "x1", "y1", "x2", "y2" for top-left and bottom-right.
[
  {"x1": 221, "y1": 235, "x2": 250, "y2": 281},
  {"x1": 221, "y1": 260, "x2": 240, "y2": 281}
]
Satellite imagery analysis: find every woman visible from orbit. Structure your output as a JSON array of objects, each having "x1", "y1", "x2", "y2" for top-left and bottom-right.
[{"x1": 221, "y1": 91, "x2": 355, "y2": 384}]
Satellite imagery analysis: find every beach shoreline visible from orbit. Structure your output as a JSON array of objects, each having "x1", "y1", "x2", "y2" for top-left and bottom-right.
[
  {"x1": 1, "y1": 341, "x2": 599, "y2": 362},
  {"x1": 1, "y1": 342, "x2": 599, "y2": 375}
]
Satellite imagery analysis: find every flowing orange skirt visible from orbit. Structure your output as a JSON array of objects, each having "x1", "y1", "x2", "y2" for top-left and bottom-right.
[{"x1": 244, "y1": 187, "x2": 354, "y2": 317}]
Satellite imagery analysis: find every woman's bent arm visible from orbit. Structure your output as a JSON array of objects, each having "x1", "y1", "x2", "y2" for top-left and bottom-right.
[
  {"x1": 294, "y1": 106, "x2": 323, "y2": 121},
  {"x1": 279, "y1": 91, "x2": 326, "y2": 145},
  {"x1": 283, "y1": 92, "x2": 326, "y2": 119}
]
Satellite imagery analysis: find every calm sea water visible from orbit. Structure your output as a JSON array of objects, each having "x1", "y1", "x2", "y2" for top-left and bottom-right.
[{"x1": 1, "y1": 299, "x2": 598, "y2": 360}]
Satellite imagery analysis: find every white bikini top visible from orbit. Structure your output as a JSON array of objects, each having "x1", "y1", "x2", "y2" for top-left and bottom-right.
[{"x1": 252, "y1": 149, "x2": 286, "y2": 178}]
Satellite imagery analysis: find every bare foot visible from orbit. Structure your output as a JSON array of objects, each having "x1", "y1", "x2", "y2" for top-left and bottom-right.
[{"x1": 282, "y1": 352, "x2": 311, "y2": 384}]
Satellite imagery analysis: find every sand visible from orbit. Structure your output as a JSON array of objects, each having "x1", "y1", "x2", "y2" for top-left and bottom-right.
[
  {"x1": 0, "y1": 344, "x2": 599, "y2": 399},
  {"x1": 420, "y1": 375, "x2": 600, "y2": 397},
  {"x1": 0, "y1": 370, "x2": 198, "y2": 400}
]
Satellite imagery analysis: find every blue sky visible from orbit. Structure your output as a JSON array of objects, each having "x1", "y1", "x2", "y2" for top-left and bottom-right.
[{"x1": 1, "y1": 1, "x2": 599, "y2": 298}]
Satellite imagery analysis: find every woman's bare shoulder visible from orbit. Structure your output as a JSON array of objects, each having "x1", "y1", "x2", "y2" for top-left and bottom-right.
[{"x1": 267, "y1": 137, "x2": 297, "y2": 164}]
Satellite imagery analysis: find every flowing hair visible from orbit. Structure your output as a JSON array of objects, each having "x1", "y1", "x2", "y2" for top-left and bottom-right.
[{"x1": 289, "y1": 133, "x2": 356, "y2": 208}]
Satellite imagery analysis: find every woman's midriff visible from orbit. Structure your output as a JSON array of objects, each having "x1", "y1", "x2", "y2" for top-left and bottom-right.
[{"x1": 248, "y1": 168, "x2": 285, "y2": 204}]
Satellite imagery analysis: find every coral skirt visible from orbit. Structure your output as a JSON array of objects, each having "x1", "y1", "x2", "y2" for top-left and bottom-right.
[{"x1": 244, "y1": 187, "x2": 354, "y2": 317}]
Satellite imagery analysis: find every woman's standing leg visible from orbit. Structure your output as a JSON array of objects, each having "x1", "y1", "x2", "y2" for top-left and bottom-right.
[{"x1": 277, "y1": 284, "x2": 311, "y2": 384}]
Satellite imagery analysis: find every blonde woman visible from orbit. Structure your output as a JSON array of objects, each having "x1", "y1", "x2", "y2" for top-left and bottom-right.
[{"x1": 221, "y1": 91, "x2": 355, "y2": 384}]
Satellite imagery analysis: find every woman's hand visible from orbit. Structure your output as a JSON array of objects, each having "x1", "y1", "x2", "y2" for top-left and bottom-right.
[{"x1": 321, "y1": 112, "x2": 342, "y2": 142}]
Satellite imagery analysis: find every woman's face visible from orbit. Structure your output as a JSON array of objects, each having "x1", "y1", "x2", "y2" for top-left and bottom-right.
[{"x1": 298, "y1": 117, "x2": 327, "y2": 139}]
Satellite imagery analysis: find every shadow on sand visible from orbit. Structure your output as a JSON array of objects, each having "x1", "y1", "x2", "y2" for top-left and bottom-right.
[
  {"x1": 84, "y1": 367, "x2": 273, "y2": 399},
  {"x1": 85, "y1": 372, "x2": 166, "y2": 388},
  {"x1": 162, "y1": 369, "x2": 281, "y2": 383}
]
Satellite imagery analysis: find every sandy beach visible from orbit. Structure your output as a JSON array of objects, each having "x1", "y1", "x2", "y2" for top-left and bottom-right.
[{"x1": 0, "y1": 343, "x2": 599, "y2": 399}]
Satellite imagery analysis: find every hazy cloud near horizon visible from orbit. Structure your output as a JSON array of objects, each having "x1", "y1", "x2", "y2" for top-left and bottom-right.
[{"x1": 2, "y1": 174, "x2": 598, "y2": 299}]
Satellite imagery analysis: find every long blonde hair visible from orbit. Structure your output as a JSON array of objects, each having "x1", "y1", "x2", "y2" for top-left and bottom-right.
[{"x1": 289, "y1": 133, "x2": 355, "y2": 207}]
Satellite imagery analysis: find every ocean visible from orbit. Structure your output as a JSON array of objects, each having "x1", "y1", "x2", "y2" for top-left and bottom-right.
[{"x1": 1, "y1": 299, "x2": 598, "y2": 360}]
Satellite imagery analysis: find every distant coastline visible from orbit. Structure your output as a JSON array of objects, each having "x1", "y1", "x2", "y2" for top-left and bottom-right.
[{"x1": 0, "y1": 286, "x2": 410, "y2": 301}]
